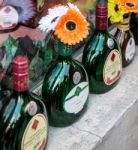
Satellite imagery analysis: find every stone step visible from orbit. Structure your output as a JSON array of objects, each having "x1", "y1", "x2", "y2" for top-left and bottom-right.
[{"x1": 46, "y1": 46, "x2": 138, "y2": 150}]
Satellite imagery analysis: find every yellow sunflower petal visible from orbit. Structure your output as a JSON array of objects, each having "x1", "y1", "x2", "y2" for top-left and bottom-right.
[
  {"x1": 54, "y1": 9, "x2": 89, "y2": 45},
  {"x1": 108, "y1": 0, "x2": 125, "y2": 23}
]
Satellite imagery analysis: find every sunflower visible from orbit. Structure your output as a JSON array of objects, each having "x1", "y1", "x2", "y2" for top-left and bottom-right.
[
  {"x1": 108, "y1": 0, "x2": 125, "y2": 23},
  {"x1": 67, "y1": 2, "x2": 80, "y2": 13},
  {"x1": 39, "y1": 5, "x2": 68, "y2": 32},
  {"x1": 118, "y1": 0, "x2": 138, "y2": 13},
  {"x1": 54, "y1": 9, "x2": 89, "y2": 45}
]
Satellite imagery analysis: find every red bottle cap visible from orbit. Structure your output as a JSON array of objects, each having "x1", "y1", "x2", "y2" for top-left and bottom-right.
[
  {"x1": 13, "y1": 56, "x2": 29, "y2": 75},
  {"x1": 96, "y1": 3, "x2": 108, "y2": 30},
  {"x1": 96, "y1": 3, "x2": 107, "y2": 16},
  {"x1": 13, "y1": 56, "x2": 29, "y2": 92}
]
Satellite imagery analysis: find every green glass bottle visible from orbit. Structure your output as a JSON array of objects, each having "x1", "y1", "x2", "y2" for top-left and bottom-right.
[
  {"x1": 82, "y1": 0, "x2": 122, "y2": 94},
  {"x1": 0, "y1": 56, "x2": 48, "y2": 150},
  {"x1": 130, "y1": 13, "x2": 138, "y2": 45},
  {"x1": 115, "y1": 14, "x2": 136, "y2": 67},
  {"x1": 42, "y1": 41, "x2": 89, "y2": 127}
]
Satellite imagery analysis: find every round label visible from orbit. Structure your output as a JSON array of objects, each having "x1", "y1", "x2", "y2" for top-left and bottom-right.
[
  {"x1": 125, "y1": 37, "x2": 135, "y2": 62},
  {"x1": 63, "y1": 82, "x2": 89, "y2": 114},
  {"x1": 26, "y1": 101, "x2": 38, "y2": 116},
  {"x1": 0, "y1": 6, "x2": 18, "y2": 30},
  {"x1": 21, "y1": 114, "x2": 48, "y2": 150},
  {"x1": 107, "y1": 38, "x2": 114, "y2": 49},
  {"x1": 73, "y1": 72, "x2": 81, "y2": 84},
  {"x1": 103, "y1": 50, "x2": 122, "y2": 85}
]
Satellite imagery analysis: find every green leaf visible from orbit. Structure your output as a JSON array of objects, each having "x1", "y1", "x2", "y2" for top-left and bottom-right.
[
  {"x1": 30, "y1": 52, "x2": 39, "y2": 68},
  {"x1": 29, "y1": 51, "x2": 43, "y2": 81},
  {"x1": 34, "y1": 32, "x2": 57, "y2": 69},
  {"x1": 2, "y1": 35, "x2": 18, "y2": 65},
  {"x1": 43, "y1": 43, "x2": 53, "y2": 68}
]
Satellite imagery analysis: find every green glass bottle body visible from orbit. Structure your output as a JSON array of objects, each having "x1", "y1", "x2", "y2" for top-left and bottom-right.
[
  {"x1": 82, "y1": 2, "x2": 122, "y2": 94},
  {"x1": 130, "y1": 13, "x2": 138, "y2": 45},
  {"x1": 115, "y1": 15, "x2": 136, "y2": 67},
  {"x1": 42, "y1": 42, "x2": 89, "y2": 127},
  {"x1": 0, "y1": 56, "x2": 48, "y2": 150}
]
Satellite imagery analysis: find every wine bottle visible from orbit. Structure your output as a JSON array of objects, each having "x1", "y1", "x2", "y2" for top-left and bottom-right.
[
  {"x1": 42, "y1": 41, "x2": 89, "y2": 127},
  {"x1": 130, "y1": 13, "x2": 138, "y2": 45},
  {"x1": 82, "y1": 0, "x2": 122, "y2": 94},
  {"x1": 0, "y1": 56, "x2": 48, "y2": 150},
  {"x1": 115, "y1": 14, "x2": 136, "y2": 67}
]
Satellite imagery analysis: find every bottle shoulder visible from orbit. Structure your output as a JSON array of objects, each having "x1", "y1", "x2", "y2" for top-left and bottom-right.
[
  {"x1": 0, "y1": 90, "x2": 47, "y2": 127},
  {"x1": 0, "y1": 90, "x2": 48, "y2": 149},
  {"x1": 82, "y1": 30, "x2": 121, "y2": 69},
  {"x1": 115, "y1": 28, "x2": 134, "y2": 42},
  {"x1": 84, "y1": 30, "x2": 120, "y2": 54},
  {"x1": 44, "y1": 56, "x2": 86, "y2": 78},
  {"x1": 42, "y1": 58, "x2": 88, "y2": 95}
]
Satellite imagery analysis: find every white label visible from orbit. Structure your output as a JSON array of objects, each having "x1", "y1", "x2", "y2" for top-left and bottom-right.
[
  {"x1": 21, "y1": 114, "x2": 48, "y2": 150},
  {"x1": 125, "y1": 37, "x2": 135, "y2": 62},
  {"x1": 26, "y1": 101, "x2": 38, "y2": 116},
  {"x1": 63, "y1": 82, "x2": 89, "y2": 114},
  {"x1": 103, "y1": 50, "x2": 122, "y2": 85},
  {"x1": 0, "y1": 6, "x2": 18, "y2": 30},
  {"x1": 73, "y1": 72, "x2": 81, "y2": 84},
  {"x1": 107, "y1": 38, "x2": 114, "y2": 49}
]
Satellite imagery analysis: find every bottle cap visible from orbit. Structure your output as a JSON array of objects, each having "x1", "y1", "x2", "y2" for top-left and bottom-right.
[
  {"x1": 96, "y1": 3, "x2": 108, "y2": 30},
  {"x1": 13, "y1": 56, "x2": 29, "y2": 75},
  {"x1": 13, "y1": 56, "x2": 29, "y2": 92},
  {"x1": 96, "y1": 3, "x2": 107, "y2": 16}
]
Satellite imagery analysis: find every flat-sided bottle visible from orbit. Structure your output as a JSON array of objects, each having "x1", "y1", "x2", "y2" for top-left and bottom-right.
[
  {"x1": 42, "y1": 41, "x2": 89, "y2": 127},
  {"x1": 0, "y1": 56, "x2": 48, "y2": 150},
  {"x1": 82, "y1": 1, "x2": 122, "y2": 93},
  {"x1": 115, "y1": 14, "x2": 136, "y2": 67}
]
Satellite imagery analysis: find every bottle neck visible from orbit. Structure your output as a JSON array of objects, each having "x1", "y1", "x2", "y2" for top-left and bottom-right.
[
  {"x1": 13, "y1": 73, "x2": 29, "y2": 92},
  {"x1": 57, "y1": 41, "x2": 72, "y2": 57},
  {"x1": 95, "y1": 2, "x2": 108, "y2": 30},
  {"x1": 116, "y1": 15, "x2": 130, "y2": 31},
  {"x1": 96, "y1": 15, "x2": 108, "y2": 30}
]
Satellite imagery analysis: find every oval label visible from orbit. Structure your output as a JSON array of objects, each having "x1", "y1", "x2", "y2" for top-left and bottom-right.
[
  {"x1": 63, "y1": 82, "x2": 89, "y2": 114},
  {"x1": 73, "y1": 72, "x2": 81, "y2": 84},
  {"x1": 107, "y1": 38, "x2": 114, "y2": 49},
  {"x1": 21, "y1": 114, "x2": 48, "y2": 150},
  {"x1": 26, "y1": 101, "x2": 38, "y2": 116},
  {"x1": 125, "y1": 37, "x2": 135, "y2": 62},
  {"x1": 103, "y1": 50, "x2": 122, "y2": 85}
]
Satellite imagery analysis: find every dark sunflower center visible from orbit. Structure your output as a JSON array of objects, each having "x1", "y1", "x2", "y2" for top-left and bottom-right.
[
  {"x1": 126, "y1": 2, "x2": 134, "y2": 7},
  {"x1": 66, "y1": 21, "x2": 76, "y2": 31},
  {"x1": 115, "y1": 4, "x2": 119, "y2": 12}
]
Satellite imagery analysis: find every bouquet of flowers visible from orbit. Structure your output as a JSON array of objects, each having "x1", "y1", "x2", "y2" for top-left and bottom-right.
[{"x1": 39, "y1": 3, "x2": 89, "y2": 45}]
